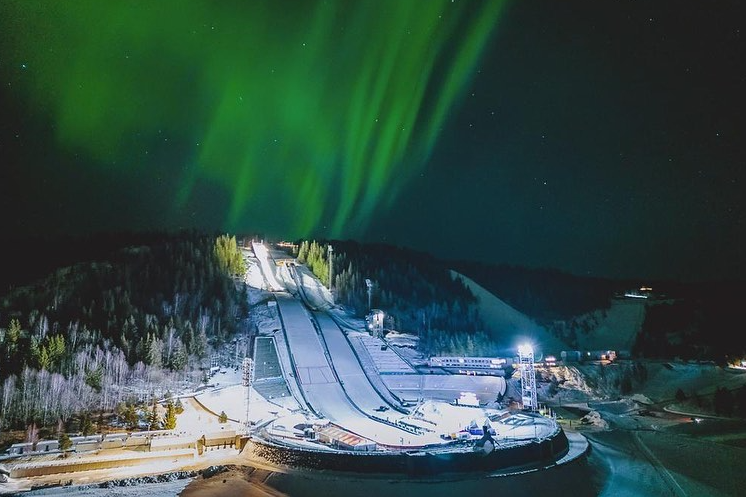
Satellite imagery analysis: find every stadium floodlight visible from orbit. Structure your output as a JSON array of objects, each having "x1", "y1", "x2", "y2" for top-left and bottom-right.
[{"x1": 517, "y1": 343, "x2": 533, "y2": 356}]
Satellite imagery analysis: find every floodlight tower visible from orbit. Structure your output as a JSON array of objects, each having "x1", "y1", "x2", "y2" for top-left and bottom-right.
[
  {"x1": 517, "y1": 344, "x2": 537, "y2": 411},
  {"x1": 242, "y1": 357, "x2": 255, "y2": 433}
]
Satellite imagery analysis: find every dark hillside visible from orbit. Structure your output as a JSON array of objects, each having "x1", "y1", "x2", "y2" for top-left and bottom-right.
[
  {"x1": 0, "y1": 232, "x2": 247, "y2": 429},
  {"x1": 295, "y1": 240, "x2": 500, "y2": 356},
  {"x1": 452, "y1": 262, "x2": 621, "y2": 322}
]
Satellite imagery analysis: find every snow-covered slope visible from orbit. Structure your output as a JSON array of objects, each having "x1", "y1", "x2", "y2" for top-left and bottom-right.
[
  {"x1": 574, "y1": 298, "x2": 646, "y2": 352},
  {"x1": 638, "y1": 361, "x2": 746, "y2": 403},
  {"x1": 452, "y1": 271, "x2": 568, "y2": 355}
]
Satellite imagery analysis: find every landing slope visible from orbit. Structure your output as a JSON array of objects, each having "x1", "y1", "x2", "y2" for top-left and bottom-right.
[
  {"x1": 452, "y1": 270, "x2": 568, "y2": 355},
  {"x1": 574, "y1": 298, "x2": 646, "y2": 352}
]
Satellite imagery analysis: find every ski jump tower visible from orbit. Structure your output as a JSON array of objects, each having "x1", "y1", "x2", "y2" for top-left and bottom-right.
[{"x1": 518, "y1": 344, "x2": 537, "y2": 411}]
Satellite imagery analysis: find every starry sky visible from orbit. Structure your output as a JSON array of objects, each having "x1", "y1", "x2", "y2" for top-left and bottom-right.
[{"x1": 1, "y1": 0, "x2": 744, "y2": 281}]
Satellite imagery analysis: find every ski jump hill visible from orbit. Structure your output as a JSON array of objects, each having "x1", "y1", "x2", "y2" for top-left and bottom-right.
[{"x1": 451, "y1": 271, "x2": 569, "y2": 356}]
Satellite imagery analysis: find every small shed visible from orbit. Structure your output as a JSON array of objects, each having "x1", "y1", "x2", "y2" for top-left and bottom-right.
[{"x1": 315, "y1": 425, "x2": 376, "y2": 452}]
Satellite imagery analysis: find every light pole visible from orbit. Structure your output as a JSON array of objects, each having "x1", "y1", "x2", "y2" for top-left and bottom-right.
[{"x1": 242, "y1": 357, "x2": 255, "y2": 434}]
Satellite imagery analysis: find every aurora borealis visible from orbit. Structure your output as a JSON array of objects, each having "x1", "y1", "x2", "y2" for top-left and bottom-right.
[
  {"x1": 2, "y1": 1, "x2": 745, "y2": 280},
  {"x1": 1, "y1": 0, "x2": 504, "y2": 234}
]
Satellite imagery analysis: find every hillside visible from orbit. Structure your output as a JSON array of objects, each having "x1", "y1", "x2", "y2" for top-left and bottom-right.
[
  {"x1": 0, "y1": 233, "x2": 247, "y2": 431},
  {"x1": 570, "y1": 298, "x2": 647, "y2": 352},
  {"x1": 452, "y1": 261, "x2": 620, "y2": 322},
  {"x1": 452, "y1": 271, "x2": 568, "y2": 356}
]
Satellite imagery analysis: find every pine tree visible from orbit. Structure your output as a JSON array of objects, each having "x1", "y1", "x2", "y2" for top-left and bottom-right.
[
  {"x1": 124, "y1": 404, "x2": 138, "y2": 430},
  {"x1": 163, "y1": 401, "x2": 177, "y2": 430},
  {"x1": 97, "y1": 411, "x2": 105, "y2": 433},
  {"x1": 675, "y1": 388, "x2": 687, "y2": 402},
  {"x1": 146, "y1": 334, "x2": 163, "y2": 368},
  {"x1": 80, "y1": 412, "x2": 94, "y2": 436},
  {"x1": 4, "y1": 318, "x2": 21, "y2": 359},
  {"x1": 194, "y1": 328, "x2": 208, "y2": 359},
  {"x1": 214, "y1": 235, "x2": 246, "y2": 277},
  {"x1": 174, "y1": 398, "x2": 184, "y2": 415},
  {"x1": 170, "y1": 341, "x2": 188, "y2": 371},
  {"x1": 148, "y1": 402, "x2": 160, "y2": 430},
  {"x1": 58, "y1": 432, "x2": 72, "y2": 456}
]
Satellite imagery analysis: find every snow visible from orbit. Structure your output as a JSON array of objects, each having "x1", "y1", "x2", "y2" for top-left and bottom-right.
[
  {"x1": 453, "y1": 271, "x2": 568, "y2": 355},
  {"x1": 34, "y1": 249, "x2": 745, "y2": 495},
  {"x1": 637, "y1": 361, "x2": 746, "y2": 403},
  {"x1": 382, "y1": 374, "x2": 506, "y2": 405},
  {"x1": 314, "y1": 312, "x2": 397, "y2": 414},
  {"x1": 407, "y1": 401, "x2": 490, "y2": 435},
  {"x1": 579, "y1": 410, "x2": 609, "y2": 430},
  {"x1": 241, "y1": 248, "x2": 269, "y2": 296},
  {"x1": 350, "y1": 333, "x2": 415, "y2": 374},
  {"x1": 288, "y1": 264, "x2": 334, "y2": 310},
  {"x1": 382, "y1": 331, "x2": 419, "y2": 349},
  {"x1": 250, "y1": 243, "x2": 284, "y2": 292},
  {"x1": 0, "y1": 242, "x2": 564, "y2": 495},
  {"x1": 242, "y1": 243, "x2": 559, "y2": 448},
  {"x1": 629, "y1": 393, "x2": 653, "y2": 405},
  {"x1": 574, "y1": 298, "x2": 646, "y2": 352},
  {"x1": 274, "y1": 293, "x2": 438, "y2": 445}
]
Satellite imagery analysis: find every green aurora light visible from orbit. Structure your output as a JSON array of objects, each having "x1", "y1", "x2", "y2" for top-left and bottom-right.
[{"x1": 2, "y1": 0, "x2": 506, "y2": 236}]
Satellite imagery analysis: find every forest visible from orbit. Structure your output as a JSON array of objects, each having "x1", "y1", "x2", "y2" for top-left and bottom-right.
[
  {"x1": 452, "y1": 261, "x2": 621, "y2": 323},
  {"x1": 632, "y1": 280, "x2": 745, "y2": 362},
  {"x1": 0, "y1": 233, "x2": 247, "y2": 435},
  {"x1": 295, "y1": 240, "x2": 505, "y2": 356}
]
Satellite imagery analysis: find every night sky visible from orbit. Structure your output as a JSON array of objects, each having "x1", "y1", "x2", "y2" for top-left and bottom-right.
[{"x1": 1, "y1": 1, "x2": 744, "y2": 281}]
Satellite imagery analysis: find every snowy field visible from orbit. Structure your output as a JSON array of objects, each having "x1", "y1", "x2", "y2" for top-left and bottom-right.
[
  {"x1": 639, "y1": 361, "x2": 746, "y2": 403},
  {"x1": 228, "y1": 245, "x2": 557, "y2": 448},
  {"x1": 382, "y1": 374, "x2": 506, "y2": 405},
  {"x1": 251, "y1": 244, "x2": 438, "y2": 446},
  {"x1": 574, "y1": 298, "x2": 646, "y2": 352},
  {"x1": 18, "y1": 242, "x2": 728, "y2": 496}
]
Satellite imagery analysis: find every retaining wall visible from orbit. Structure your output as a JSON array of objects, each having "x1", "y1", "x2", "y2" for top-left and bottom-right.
[
  {"x1": 9, "y1": 449, "x2": 195, "y2": 478},
  {"x1": 250, "y1": 428, "x2": 569, "y2": 476}
]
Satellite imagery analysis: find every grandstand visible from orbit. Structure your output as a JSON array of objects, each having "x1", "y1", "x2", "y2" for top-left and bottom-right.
[{"x1": 428, "y1": 356, "x2": 511, "y2": 376}]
